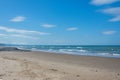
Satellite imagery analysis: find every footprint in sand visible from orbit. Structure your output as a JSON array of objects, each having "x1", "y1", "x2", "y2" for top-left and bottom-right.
[{"x1": 49, "y1": 69, "x2": 58, "y2": 72}]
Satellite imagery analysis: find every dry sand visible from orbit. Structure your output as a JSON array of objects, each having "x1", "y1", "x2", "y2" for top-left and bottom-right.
[{"x1": 0, "y1": 51, "x2": 120, "y2": 80}]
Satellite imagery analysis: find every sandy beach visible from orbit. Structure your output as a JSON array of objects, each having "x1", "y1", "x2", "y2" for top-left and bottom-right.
[{"x1": 0, "y1": 51, "x2": 120, "y2": 80}]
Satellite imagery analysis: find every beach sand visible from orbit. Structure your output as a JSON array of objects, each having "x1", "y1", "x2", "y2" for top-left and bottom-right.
[{"x1": 0, "y1": 51, "x2": 120, "y2": 80}]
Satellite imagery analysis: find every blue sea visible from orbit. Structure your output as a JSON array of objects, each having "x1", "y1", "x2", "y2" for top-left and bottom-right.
[{"x1": 7, "y1": 45, "x2": 120, "y2": 58}]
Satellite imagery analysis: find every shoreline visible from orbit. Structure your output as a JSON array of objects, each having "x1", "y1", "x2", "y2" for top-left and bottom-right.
[
  {"x1": 1, "y1": 45, "x2": 120, "y2": 58},
  {"x1": 31, "y1": 51, "x2": 120, "y2": 71},
  {"x1": 30, "y1": 50, "x2": 120, "y2": 59}
]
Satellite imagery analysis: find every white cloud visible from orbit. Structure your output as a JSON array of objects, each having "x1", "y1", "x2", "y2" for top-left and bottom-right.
[
  {"x1": 67, "y1": 27, "x2": 78, "y2": 31},
  {"x1": 11, "y1": 34, "x2": 37, "y2": 39},
  {"x1": 0, "y1": 33, "x2": 39, "y2": 45},
  {"x1": 100, "y1": 7, "x2": 120, "y2": 22},
  {"x1": 0, "y1": 34, "x2": 7, "y2": 36},
  {"x1": 90, "y1": 0, "x2": 119, "y2": 6},
  {"x1": 102, "y1": 31, "x2": 116, "y2": 35},
  {"x1": 101, "y1": 7, "x2": 120, "y2": 15},
  {"x1": 0, "y1": 34, "x2": 6, "y2": 36},
  {"x1": 0, "y1": 26, "x2": 50, "y2": 35},
  {"x1": 10, "y1": 16, "x2": 26, "y2": 22},
  {"x1": 0, "y1": 33, "x2": 37, "y2": 39},
  {"x1": 41, "y1": 24, "x2": 56, "y2": 28},
  {"x1": 109, "y1": 15, "x2": 120, "y2": 22}
]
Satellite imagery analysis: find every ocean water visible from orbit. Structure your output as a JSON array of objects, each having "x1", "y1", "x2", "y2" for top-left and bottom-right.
[{"x1": 10, "y1": 45, "x2": 120, "y2": 58}]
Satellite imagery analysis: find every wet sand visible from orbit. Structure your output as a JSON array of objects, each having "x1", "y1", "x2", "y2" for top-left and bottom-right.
[{"x1": 0, "y1": 51, "x2": 120, "y2": 80}]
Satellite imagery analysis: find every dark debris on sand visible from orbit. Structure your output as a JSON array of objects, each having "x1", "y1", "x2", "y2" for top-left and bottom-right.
[{"x1": 0, "y1": 47, "x2": 30, "y2": 52}]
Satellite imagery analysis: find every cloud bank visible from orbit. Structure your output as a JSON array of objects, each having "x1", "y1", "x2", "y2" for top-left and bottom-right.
[{"x1": 90, "y1": 0, "x2": 120, "y2": 22}]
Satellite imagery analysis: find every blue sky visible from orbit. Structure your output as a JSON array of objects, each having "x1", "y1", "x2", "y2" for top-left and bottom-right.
[{"x1": 0, "y1": 0, "x2": 120, "y2": 45}]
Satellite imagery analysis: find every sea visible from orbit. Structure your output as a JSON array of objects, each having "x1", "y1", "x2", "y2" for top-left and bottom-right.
[{"x1": 6, "y1": 45, "x2": 120, "y2": 58}]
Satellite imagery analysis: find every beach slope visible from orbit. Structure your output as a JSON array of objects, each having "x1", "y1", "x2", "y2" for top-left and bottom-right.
[{"x1": 0, "y1": 51, "x2": 120, "y2": 80}]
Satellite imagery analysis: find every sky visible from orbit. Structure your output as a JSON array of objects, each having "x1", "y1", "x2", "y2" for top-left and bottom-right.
[{"x1": 0, "y1": 0, "x2": 120, "y2": 45}]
